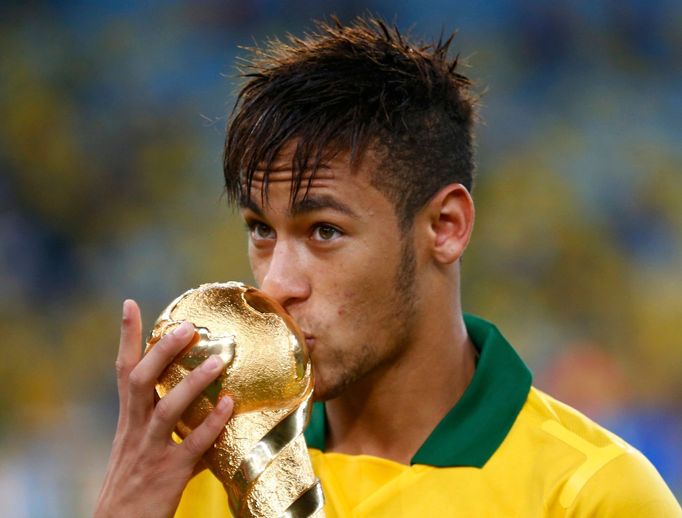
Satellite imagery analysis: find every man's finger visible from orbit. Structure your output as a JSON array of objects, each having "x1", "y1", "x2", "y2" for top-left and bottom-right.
[
  {"x1": 147, "y1": 354, "x2": 227, "y2": 441},
  {"x1": 126, "y1": 321, "x2": 196, "y2": 425},
  {"x1": 115, "y1": 299, "x2": 142, "y2": 431},
  {"x1": 177, "y1": 396, "x2": 234, "y2": 462}
]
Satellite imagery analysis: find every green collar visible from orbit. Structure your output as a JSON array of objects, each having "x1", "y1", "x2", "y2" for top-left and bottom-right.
[{"x1": 303, "y1": 313, "x2": 532, "y2": 468}]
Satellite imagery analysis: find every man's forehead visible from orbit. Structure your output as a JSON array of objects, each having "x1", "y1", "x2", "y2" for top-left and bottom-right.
[
  {"x1": 242, "y1": 149, "x2": 353, "y2": 200},
  {"x1": 238, "y1": 143, "x2": 379, "y2": 211},
  {"x1": 242, "y1": 172, "x2": 344, "y2": 211},
  {"x1": 239, "y1": 157, "x2": 366, "y2": 218},
  {"x1": 242, "y1": 166, "x2": 338, "y2": 210},
  {"x1": 249, "y1": 165, "x2": 337, "y2": 185}
]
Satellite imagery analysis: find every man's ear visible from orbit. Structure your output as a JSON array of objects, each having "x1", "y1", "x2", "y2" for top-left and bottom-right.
[{"x1": 424, "y1": 183, "x2": 475, "y2": 265}]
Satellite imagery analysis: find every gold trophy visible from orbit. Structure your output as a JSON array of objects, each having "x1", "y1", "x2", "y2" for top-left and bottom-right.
[{"x1": 145, "y1": 282, "x2": 325, "y2": 518}]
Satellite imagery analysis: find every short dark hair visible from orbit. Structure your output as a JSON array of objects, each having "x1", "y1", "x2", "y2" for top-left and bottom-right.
[{"x1": 224, "y1": 15, "x2": 477, "y2": 230}]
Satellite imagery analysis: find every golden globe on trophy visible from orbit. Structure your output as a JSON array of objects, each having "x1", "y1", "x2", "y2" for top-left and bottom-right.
[{"x1": 145, "y1": 282, "x2": 325, "y2": 518}]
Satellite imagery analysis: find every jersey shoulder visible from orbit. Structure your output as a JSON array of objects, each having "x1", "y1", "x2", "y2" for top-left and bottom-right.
[{"x1": 517, "y1": 387, "x2": 681, "y2": 516}]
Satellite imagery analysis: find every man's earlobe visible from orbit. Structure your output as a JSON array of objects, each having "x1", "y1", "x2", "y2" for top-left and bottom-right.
[{"x1": 428, "y1": 184, "x2": 475, "y2": 264}]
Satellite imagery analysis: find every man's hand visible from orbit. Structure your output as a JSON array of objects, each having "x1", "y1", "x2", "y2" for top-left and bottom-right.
[{"x1": 95, "y1": 299, "x2": 234, "y2": 518}]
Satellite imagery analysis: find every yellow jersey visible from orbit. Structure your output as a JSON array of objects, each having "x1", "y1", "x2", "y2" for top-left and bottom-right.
[{"x1": 176, "y1": 315, "x2": 681, "y2": 517}]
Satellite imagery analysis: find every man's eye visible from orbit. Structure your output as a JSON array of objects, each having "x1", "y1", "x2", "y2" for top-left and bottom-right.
[
  {"x1": 249, "y1": 222, "x2": 275, "y2": 240},
  {"x1": 312, "y1": 225, "x2": 342, "y2": 241}
]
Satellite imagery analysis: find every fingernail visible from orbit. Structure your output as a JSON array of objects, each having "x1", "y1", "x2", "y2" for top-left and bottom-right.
[
  {"x1": 173, "y1": 321, "x2": 194, "y2": 338},
  {"x1": 122, "y1": 299, "x2": 131, "y2": 320},
  {"x1": 202, "y1": 354, "x2": 225, "y2": 372},
  {"x1": 217, "y1": 396, "x2": 233, "y2": 412}
]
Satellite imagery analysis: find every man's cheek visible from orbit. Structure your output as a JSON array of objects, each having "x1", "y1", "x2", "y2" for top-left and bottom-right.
[{"x1": 249, "y1": 257, "x2": 267, "y2": 286}]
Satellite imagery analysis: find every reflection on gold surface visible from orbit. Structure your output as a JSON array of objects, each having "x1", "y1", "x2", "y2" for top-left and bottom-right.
[{"x1": 146, "y1": 282, "x2": 324, "y2": 517}]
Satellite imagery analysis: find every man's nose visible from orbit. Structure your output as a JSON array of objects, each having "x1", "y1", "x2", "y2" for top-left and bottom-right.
[{"x1": 259, "y1": 241, "x2": 311, "y2": 308}]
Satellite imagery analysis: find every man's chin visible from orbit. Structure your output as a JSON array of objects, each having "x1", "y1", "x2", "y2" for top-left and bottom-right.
[
  {"x1": 312, "y1": 382, "x2": 335, "y2": 402},
  {"x1": 311, "y1": 373, "x2": 352, "y2": 402}
]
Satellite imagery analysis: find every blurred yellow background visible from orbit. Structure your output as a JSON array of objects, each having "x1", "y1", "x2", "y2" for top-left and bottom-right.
[{"x1": 0, "y1": 1, "x2": 680, "y2": 515}]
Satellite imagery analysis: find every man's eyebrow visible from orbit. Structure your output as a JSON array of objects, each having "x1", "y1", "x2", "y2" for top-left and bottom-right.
[
  {"x1": 239, "y1": 198, "x2": 265, "y2": 218},
  {"x1": 239, "y1": 195, "x2": 359, "y2": 219},
  {"x1": 290, "y1": 195, "x2": 359, "y2": 219}
]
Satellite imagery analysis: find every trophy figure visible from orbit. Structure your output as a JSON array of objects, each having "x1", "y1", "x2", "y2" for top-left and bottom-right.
[{"x1": 145, "y1": 282, "x2": 325, "y2": 518}]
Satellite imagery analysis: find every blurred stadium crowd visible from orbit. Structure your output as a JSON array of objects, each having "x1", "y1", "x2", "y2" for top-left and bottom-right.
[{"x1": 0, "y1": 0, "x2": 680, "y2": 515}]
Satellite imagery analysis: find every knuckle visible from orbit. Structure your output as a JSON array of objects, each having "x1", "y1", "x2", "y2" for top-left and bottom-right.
[
  {"x1": 114, "y1": 359, "x2": 129, "y2": 379},
  {"x1": 127, "y1": 369, "x2": 146, "y2": 391},
  {"x1": 157, "y1": 333, "x2": 181, "y2": 356},
  {"x1": 182, "y1": 434, "x2": 205, "y2": 457},
  {"x1": 204, "y1": 409, "x2": 223, "y2": 429},
  {"x1": 154, "y1": 398, "x2": 173, "y2": 423},
  {"x1": 184, "y1": 369, "x2": 205, "y2": 390},
  {"x1": 194, "y1": 413, "x2": 225, "y2": 445},
  {"x1": 179, "y1": 367, "x2": 207, "y2": 395}
]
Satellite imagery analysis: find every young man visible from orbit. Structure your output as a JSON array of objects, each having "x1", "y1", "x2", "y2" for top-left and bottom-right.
[{"x1": 96, "y1": 17, "x2": 680, "y2": 517}]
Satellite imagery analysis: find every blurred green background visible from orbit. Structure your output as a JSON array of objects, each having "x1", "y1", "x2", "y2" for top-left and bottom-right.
[{"x1": 0, "y1": 1, "x2": 680, "y2": 515}]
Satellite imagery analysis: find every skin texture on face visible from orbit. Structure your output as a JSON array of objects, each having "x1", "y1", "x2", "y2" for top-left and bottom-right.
[{"x1": 241, "y1": 151, "x2": 419, "y2": 401}]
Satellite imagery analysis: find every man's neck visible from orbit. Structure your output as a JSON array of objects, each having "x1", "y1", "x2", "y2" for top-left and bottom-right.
[{"x1": 323, "y1": 312, "x2": 477, "y2": 465}]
